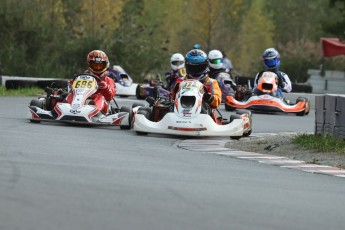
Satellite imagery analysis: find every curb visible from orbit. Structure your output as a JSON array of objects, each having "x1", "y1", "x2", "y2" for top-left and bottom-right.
[{"x1": 178, "y1": 133, "x2": 345, "y2": 178}]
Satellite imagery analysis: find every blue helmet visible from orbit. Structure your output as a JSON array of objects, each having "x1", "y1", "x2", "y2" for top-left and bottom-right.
[
  {"x1": 262, "y1": 48, "x2": 280, "y2": 70},
  {"x1": 185, "y1": 49, "x2": 208, "y2": 81},
  {"x1": 193, "y1": 43, "x2": 201, "y2": 49}
]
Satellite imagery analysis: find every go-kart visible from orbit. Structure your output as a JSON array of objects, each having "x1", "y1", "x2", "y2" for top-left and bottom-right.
[
  {"x1": 27, "y1": 73, "x2": 133, "y2": 129},
  {"x1": 135, "y1": 73, "x2": 170, "y2": 100},
  {"x1": 225, "y1": 71, "x2": 310, "y2": 116},
  {"x1": 108, "y1": 65, "x2": 138, "y2": 97},
  {"x1": 216, "y1": 72, "x2": 236, "y2": 102},
  {"x1": 133, "y1": 79, "x2": 252, "y2": 138}
]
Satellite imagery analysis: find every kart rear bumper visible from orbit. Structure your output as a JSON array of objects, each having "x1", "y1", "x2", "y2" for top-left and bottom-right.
[{"x1": 134, "y1": 113, "x2": 244, "y2": 137}]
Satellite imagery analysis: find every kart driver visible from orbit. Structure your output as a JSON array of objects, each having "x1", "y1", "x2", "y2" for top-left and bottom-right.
[
  {"x1": 66, "y1": 50, "x2": 116, "y2": 114},
  {"x1": 165, "y1": 53, "x2": 186, "y2": 91},
  {"x1": 208, "y1": 49, "x2": 237, "y2": 91},
  {"x1": 173, "y1": 49, "x2": 222, "y2": 114},
  {"x1": 253, "y1": 48, "x2": 292, "y2": 98}
]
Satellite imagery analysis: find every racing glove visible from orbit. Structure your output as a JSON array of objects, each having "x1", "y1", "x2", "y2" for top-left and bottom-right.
[
  {"x1": 277, "y1": 77, "x2": 286, "y2": 88},
  {"x1": 203, "y1": 86, "x2": 213, "y2": 103},
  {"x1": 99, "y1": 81, "x2": 108, "y2": 89}
]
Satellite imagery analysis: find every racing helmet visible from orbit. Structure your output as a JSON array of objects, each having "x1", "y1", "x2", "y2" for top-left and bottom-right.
[
  {"x1": 170, "y1": 53, "x2": 185, "y2": 71},
  {"x1": 208, "y1": 50, "x2": 223, "y2": 69},
  {"x1": 193, "y1": 43, "x2": 201, "y2": 49},
  {"x1": 87, "y1": 50, "x2": 110, "y2": 75},
  {"x1": 262, "y1": 48, "x2": 280, "y2": 70},
  {"x1": 185, "y1": 49, "x2": 209, "y2": 81}
]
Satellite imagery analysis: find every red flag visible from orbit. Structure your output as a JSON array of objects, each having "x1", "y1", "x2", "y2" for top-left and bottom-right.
[{"x1": 321, "y1": 37, "x2": 345, "y2": 57}]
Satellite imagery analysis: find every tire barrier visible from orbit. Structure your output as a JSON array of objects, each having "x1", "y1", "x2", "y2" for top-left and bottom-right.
[
  {"x1": 315, "y1": 95, "x2": 345, "y2": 139},
  {"x1": 36, "y1": 80, "x2": 68, "y2": 89},
  {"x1": 5, "y1": 80, "x2": 37, "y2": 89},
  {"x1": 291, "y1": 83, "x2": 313, "y2": 93},
  {"x1": 1, "y1": 76, "x2": 68, "y2": 89}
]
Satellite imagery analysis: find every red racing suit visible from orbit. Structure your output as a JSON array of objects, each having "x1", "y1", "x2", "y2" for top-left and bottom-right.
[{"x1": 66, "y1": 70, "x2": 117, "y2": 113}]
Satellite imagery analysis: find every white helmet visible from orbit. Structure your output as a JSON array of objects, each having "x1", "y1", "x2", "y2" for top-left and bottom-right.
[
  {"x1": 208, "y1": 50, "x2": 223, "y2": 69},
  {"x1": 170, "y1": 53, "x2": 185, "y2": 71}
]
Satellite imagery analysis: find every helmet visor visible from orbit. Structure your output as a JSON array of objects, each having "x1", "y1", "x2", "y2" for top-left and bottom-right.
[
  {"x1": 171, "y1": 61, "x2": 184, "y2": 66},
  {"x1": 210, "y1": 58, "x2": 222, "y2": 64},
  {"x1": 186, "y1": 62, "x2": 208, "y2": 75},
  {"x1": 90, "y1": 61, "x2": 107, "y2": 72},
  {"x1": 264, "y1": 58, "x2": 279, "y2": 68}
]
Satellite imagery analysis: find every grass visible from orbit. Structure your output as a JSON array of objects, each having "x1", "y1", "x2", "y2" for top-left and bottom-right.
[
  {"x1": 0, "y1": 86, "x2": 44, "y2": 96},
  {"x1": 292, "y1": 133, "x2": 345, "y2": 154}
]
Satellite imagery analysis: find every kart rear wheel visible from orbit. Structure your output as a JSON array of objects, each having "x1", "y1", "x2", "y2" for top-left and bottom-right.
[
  {"x1": 120, "y1": 106, "x2": 133, "y2": 129},
  {"x1": 136, "y1": 85, "x2": 145, "y2": 100},
  {"x1": 229, "y1": 114, "x2": 242, "y2": 140},
  {"x1": 225, "y1": 103, "x2": 236, "y2": 111},
  {"x1": 29, "y1": 99, "x2": 46, "y2": 123},
  {"x1": 30, "y1": 98, "x2": 45, "y2": 109},
  {"x1": 138, "y1": 107, "x2": 152, "y2": 121}
]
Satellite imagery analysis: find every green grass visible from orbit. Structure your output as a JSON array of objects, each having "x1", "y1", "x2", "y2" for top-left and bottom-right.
[
  {"x1": 0, "y1": 86, "x2": 44, "y2": 96},
  {"x1": 292, "y1": 133, "x2": 345, "y2": 154}
]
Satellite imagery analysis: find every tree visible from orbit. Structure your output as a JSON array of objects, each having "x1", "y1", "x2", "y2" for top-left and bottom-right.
[{"x1": 235, "y1": 0, "x2": 275, "y2": 76}]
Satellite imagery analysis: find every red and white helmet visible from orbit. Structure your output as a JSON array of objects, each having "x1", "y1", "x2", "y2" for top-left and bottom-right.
[
  {"x1": 170, "y1": 53, "x2": 185, "y2": 71},
  {"x1": 87, "y1": 50, "x2": 110, "y2": 75}
]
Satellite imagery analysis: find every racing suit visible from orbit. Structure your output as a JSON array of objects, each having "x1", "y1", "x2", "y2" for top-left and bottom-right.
[
  {"x1": 65, "y1": 70, "x2": 117, "y2": 113},
  {"x1": 253, "y1": 70, "x2": 292, "y2": 98},
  {"x1": 165, "y1": 68, "x2": 186, "y2": 91},
  {"x1": 173, "y1": 74, "x2": 222, "y2": 109}
]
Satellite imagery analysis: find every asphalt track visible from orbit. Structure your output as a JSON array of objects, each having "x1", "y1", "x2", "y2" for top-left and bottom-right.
[{"x1": 1, "y1": 95, "x2": 345, "y2": 230}]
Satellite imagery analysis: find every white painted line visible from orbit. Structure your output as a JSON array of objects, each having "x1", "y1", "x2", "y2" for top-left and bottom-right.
[
  {"x1": 336, "y1": 174, "x2": 345, "y2": 178},
  {"x1": 317, "y1": 170, "x2": 345, "y2": 174},
  {"x1": 281, "y1": 164, "x2": 333, "y2": 168},
  {"x1": 238, "y1": 156, "x2": 286, "y2": 159},
  {"x1": 259, "y1": 160, "x2": 305, "y2": 164}
]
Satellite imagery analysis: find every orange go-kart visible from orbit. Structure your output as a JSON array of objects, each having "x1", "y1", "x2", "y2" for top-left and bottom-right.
[{"x1": 225, "y1": 71, "x2": 310, "y2": 116}]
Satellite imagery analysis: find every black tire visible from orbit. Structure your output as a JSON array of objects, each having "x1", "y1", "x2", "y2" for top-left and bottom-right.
[
  {"x1": 30, "y1": 98, "x2": 45, "y2": 109},
  {"x1": 295, "y1": 97, "x2": 308, "y2": 116},
  {"x1": 138, "y1": 107, "x2": 152, "y2": 120},
  {"x1": 136, "y1": 85, "x2": 145, "y2": 100},
  {"x1": 243, "y1": 130, "x2": 252, "y2": 137},
  {"x1": 120, "y1": 106, "x2": 133, "y2": 129},
  {"x1": 225, "y1": 103, "x2": 236, "y2": 111},
  {"x1": 6, "y1": 80, "x2": 37, "y2": 89},
  {"x1": 36, "y1": 80, "x2": 68, "y2": 89}
]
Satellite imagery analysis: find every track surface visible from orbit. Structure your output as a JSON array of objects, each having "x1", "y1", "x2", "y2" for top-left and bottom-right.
[{"x1": 1, "y1": 95, "x2": 345, "y2": 230}]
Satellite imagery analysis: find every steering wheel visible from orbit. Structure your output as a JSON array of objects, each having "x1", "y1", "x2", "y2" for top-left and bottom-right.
[{"x1": 73, "y1": 73, "x2": 103, "y2": 82}]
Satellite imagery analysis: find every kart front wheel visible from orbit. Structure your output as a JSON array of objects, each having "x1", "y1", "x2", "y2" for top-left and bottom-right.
[
  {"x1": 120, "y1": 106, "x2": 133, "y2": 129},
  {"x1": 295, "y1": 97, "x2": 310, "y2": 116}
]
